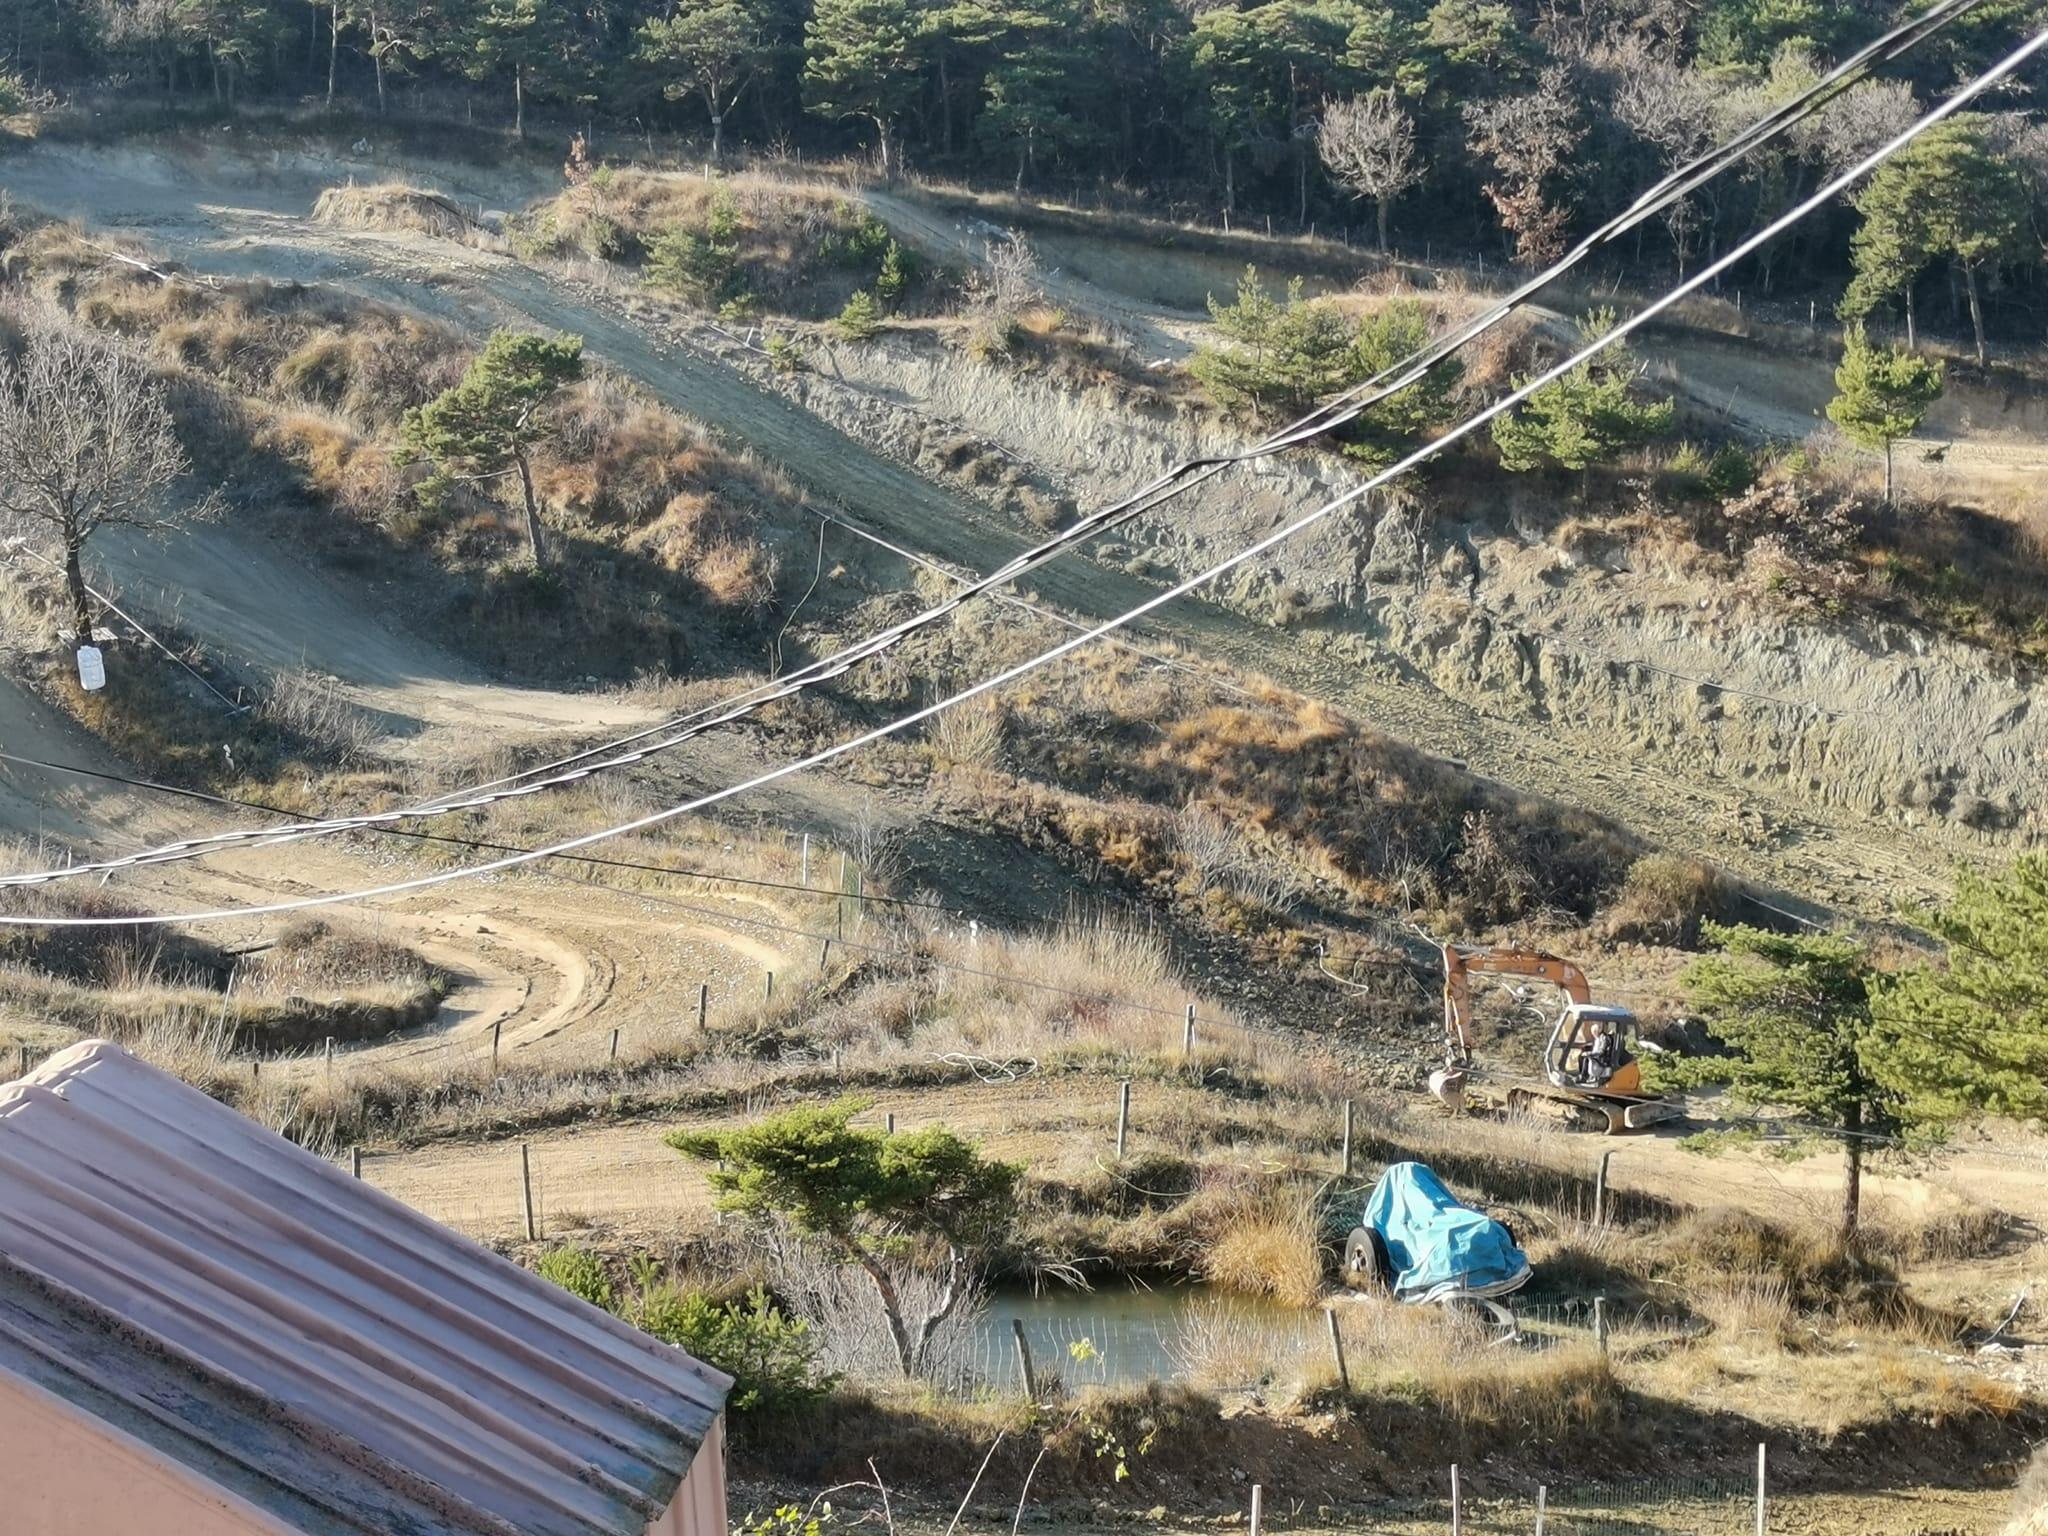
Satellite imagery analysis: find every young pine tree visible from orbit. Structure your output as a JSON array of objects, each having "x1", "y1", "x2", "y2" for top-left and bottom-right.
[
  {"x1": 1490, "y1": 309, "x2": 1673, "y2": 486},
  {"x1": 401, "y1": 330, "x2": 584, "y2": 567},
  {"x1": 1825, "y1": 323, "x2": 1943, "y2": 505},
  {"x1": 1654, "y1": 924, "x2": 1901, "y2": 1241},
  {"x1": 1190, "y1": 266, "x2": 1360, "y2": 420},
  {"x1": 804, "y1": 0, "x2": 921, "y2": 179},
  {"x1": 669, "y1": 1099, "x2": 1017, "y2": 1378}
]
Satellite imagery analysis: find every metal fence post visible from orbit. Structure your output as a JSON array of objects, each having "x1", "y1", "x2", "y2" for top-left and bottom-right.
[
  {"x1": 1183, "y1": 1004, "x2": 1195, "y2": 1056},
  {"x1": 1325, "y1": 1307, "x2": 1350, "y2": 1392},
  {"x1": 698, "y1": 982, "x2": 709, "y2": 1030},
  {"x1": 1534, "y1": 1484, "x2": 1546, "y2": 1536},
  {"x1": 1756, "y1": 1442, "x2": 1767, "y2": 1536},
  {"x1": 1249, "y1": 1485, "x2": 1263, "y2": 1536},
  {"x1": 490, "y1": 1020, "x2": 501, "y2": 1076},
  {"x1": 1115, "y1": 1081, "x2": 1131, "y2": 1158},
  {"x1": 1450, "y1": 1464, "x2": 1462, "y2": 1536},
  {"x1": 1341, "y1": 1099, "x2": 1355, "y2": 1177},
  {"x1": 609, "y1": 1027, "x2": 620, "y2": 1062}
]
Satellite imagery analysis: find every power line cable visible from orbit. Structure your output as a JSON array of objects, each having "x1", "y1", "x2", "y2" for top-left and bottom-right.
[
  {"x1": 0, "y1": 2, "x2": 1982, "y2": 891},
  {"x1": 14, "y1": 19, "x2": 2037, "y2": 927}
]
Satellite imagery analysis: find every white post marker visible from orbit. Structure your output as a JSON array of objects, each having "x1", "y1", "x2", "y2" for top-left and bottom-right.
[{"x1": 75, "y1": 646, "x2": 106, "y2": 693}]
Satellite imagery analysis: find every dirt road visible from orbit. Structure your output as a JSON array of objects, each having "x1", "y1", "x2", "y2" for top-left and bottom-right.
[{"x1": 0, "y1": 139, "x2": 1998, "y2": 914}]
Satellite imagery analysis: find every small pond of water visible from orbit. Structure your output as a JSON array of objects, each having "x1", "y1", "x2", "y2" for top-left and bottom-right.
[{"x1": 966, "y1": 1283, "x2": 1308, "y2": 1390}]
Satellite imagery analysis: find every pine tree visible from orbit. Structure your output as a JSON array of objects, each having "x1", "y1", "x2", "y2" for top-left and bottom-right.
[
  {"x1": 1869, "y1": 854, "x2": 2048, "y2": 1127},
  {"x1": 1490, "y1": 309, "x2": 1673, "y2": 481},
  {"x1": 1654, "y1": 924, "x2": 1898, "y2": 1239},
  {"x1": 1825, "y1": 323, "x2": 1943, "y2": 505},
  {"x1": 975, "y1": 0, "x2": 1090, "y2": 192},
  {"x1": 670, "y1": 1099, "x2": 1017, "y2": 1378},
  {"x1": 1844, "y1": 116, "x2": 2023, "y2": 366},
  {"x1": 635, "y1": 0, "x2": 769, "y2": 163},
  {"x1": 803, "y1": 0, "x2": 920, "y2": 178},
  {"x1": 401, "y1": 330, "x2": 584, "y2": 566},
  {"x1": 1342, "y1": 297, "x2": 1461, "y2": 467},
  {"x1": 1190, "y1": 266, "x2": 1362, "y2": 420}
]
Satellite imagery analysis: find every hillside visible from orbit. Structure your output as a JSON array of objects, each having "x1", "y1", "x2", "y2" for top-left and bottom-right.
[{"x1": 2, "y1": 63, "x2": 2048, "y2": 1536}]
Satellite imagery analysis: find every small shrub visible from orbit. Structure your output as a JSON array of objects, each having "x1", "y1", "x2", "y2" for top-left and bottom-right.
[
  {"x1": 875, "y1": 241, "x2": 914, "y2": 304},
  {"x1": 835, "y1": 290, "x2": 884, "y2": 342},
  {"x1": 275, "y1": 332, "x2": 355, "y2": 405},
  {"x1": 535, "y1": 1245, "x2": 617, "y2": 1312},
  {"x1": 764, "y1": 332, "x2": 806, "y2": 373},
  {"x1": 645, "y1": 190, "x2": 743, "y2": 305},
  {"x1": 633, "y1": 1285, "x2": 834, "y2": 1415},
  {"x1": 1599, "y1": 853, "x2": 1731, "y2": 948}
]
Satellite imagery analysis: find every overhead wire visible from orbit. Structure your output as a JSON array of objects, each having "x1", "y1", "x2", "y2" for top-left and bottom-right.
[
  {"x1": 11, "y1": 15, "x2": 2041, "y2": 928},
  {"x1": 0, "y1": 0, "x2": 1988, "y2": 892}
]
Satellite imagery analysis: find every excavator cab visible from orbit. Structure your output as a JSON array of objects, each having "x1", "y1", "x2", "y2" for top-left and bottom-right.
[
  {"x1": 1548, "y1": 1003, "x2": 1646, "y2": 1097},
  {"x1": 1431, "y1": 943, "x2": 1680, "y2": 1133}
]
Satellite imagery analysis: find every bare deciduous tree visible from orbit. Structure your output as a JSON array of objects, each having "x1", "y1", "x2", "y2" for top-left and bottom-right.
[
  {"x1": 1794, "y1": 77, "x2": 1919, "y2": 175},
  {"x1": 1610, "y1": 45, "x2": 1718, "y2": 273},
  {"x1": 1316, "y1": 90, "x2": 1423, "y2": 253},
  {"x1": 1464, "y1": 66, "x2": 1585, "y2": 267},
  {"x1": 0, "y1": 309, "x2": 202, "y2": 648}
]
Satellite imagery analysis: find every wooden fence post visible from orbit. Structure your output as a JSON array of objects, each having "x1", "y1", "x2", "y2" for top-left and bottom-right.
[
  {"x1": 609, "y1": 1027, "x2": 620, "y2": 1062},
  {"x1": 1115, "y1": 1080, "x2": 1131, "y2": 1158},
  {"x1": 1595, "y1": 1149, "x2": 1612, "y2": 1227},
  {"x1": 520, "y1": 1142, "x2": 537, "y2": 1242},
  {"x1": 1011, "y1": 1318, "x2": 1039, "y2": 1400},
  {"x1": 490, "y1": 1020, "x2": 501, "y2": 1076},
  {"x1": 801, "y1": 833, "x2": 810, "y2": 887},
  {"x1": 14, "y1": 1042, "x2": 26, "y2": 1077},
  {"x1": 1325, "y1": 1307, "x2": 1350, "y2": 1392},
  {"x1": 1183, "y1": 1004, "x2": 1195, "y2": 1056},
  {"x1": 1341, "y1": 1099, "x2": 1355, "y2": 1177},
  {"x1": 698, "y1": 983, "x2": 709, "y2": 1031},
  {"x1": 820, "y1": 938, "x2": 832, "y2": 972},
  {"x1": 349, "y1": 1146, "x2": 362, "y2": 1179},
  {"x1": 764, "y1": 970, "x2": 774, "y2": 1003},
  {"x1": 1594, "y1": 1296, "x2": 1608, "y2": 1355}
]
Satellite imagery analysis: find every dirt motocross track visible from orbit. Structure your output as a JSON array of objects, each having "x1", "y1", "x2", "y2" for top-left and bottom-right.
[{"x1": 6, "y1": 134, "x2": 2029, "y2": 920}]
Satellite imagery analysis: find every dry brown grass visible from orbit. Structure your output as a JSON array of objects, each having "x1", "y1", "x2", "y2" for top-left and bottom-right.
[
  {"x1": 1196, "y1": 1181, "x2": 1323, "y2": 1306},
  {"x1": 312, "y1": 182, "x2": 486, "y2": 244}
]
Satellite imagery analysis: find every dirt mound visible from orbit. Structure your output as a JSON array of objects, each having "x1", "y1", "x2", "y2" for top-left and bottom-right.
[{"x1": 312, "y1": 182, "x2": 476, "y2": 241}]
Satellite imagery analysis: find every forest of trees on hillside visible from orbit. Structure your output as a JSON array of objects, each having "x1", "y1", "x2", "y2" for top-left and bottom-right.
[{"x1": 4, "y1": 0, "x2": 2048, "y2": 325}]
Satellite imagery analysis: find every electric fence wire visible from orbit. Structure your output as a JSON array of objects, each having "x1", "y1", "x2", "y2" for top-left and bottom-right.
[
  {"x1": 10, "y1": 14, "x2": 2040, "y2": 927},
  {"x1": 0, "y1": 0, "x2": 1989, "y2": 892}
]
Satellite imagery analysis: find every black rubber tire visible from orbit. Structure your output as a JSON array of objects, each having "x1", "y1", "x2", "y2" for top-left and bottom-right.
[{"x1": 1344, "y1": 1226, "x2": 1392, "y2": 1290}]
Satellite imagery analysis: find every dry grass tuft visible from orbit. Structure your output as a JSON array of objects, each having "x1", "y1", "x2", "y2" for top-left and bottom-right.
[{"x1": 312, "y1": 182, "x2": 484, "y2": 244}]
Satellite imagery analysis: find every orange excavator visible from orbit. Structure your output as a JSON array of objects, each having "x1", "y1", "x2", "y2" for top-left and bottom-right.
[{"x1": 1426, "y1": 942, "x2": 1681, "y2": 1133}]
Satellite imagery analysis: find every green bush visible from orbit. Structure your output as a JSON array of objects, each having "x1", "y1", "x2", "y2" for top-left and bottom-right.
[
  {"x1": 821, "y1": 209, "x2": 893, "y2": 267},
  {"x1": 875, "y1": 240, "x2": 914, "y2": 304},
  {"x1": 835, "y1": 290, "x2": 884, "y2": 342},
  {"x1": 534, "y1": 1245, "x2": 616, "y2": 1312},
  {"x1": 633, "y1": 1284, "x2": 834, "y2": 1415},
  {"x1": 645, "y1": 190, "x2": 744, "y2": 305}
]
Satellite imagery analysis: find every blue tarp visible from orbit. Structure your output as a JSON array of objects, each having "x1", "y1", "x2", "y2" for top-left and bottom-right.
[{"x1": 1363, "y1": 1161, "x2": 1532, "y2": 1303}]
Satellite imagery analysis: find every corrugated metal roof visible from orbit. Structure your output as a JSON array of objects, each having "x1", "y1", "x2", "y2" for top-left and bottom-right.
[{"x1": 0, "y1": 1040, "x2": 731, "y2": 1536}]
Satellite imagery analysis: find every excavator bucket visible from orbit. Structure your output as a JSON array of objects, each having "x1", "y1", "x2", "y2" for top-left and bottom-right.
[{"x1": 1427, "y1": 1067, "x2": 1468, "y2": 1114}]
